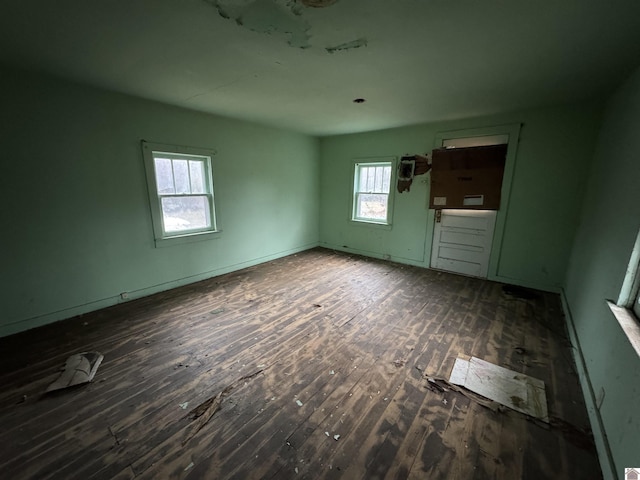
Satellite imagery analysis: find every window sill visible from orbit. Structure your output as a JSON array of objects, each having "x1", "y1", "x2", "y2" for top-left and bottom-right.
[
  {"x1": 155, "y1": 230, "x2": 222, "y2": 248},
  {"x1": 350, "y1": 219, "x2": 392, "y2": 230},
  {"x1": 607, "y1": 300, "x2": 640, "y2": 358}
]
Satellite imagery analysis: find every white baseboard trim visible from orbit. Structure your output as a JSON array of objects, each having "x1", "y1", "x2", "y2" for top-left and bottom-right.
[
  {"x1": 560, "y1": 289, "x2": 616, "y2": 480},
  {"x1": 1, "y1": 242, "x2": 319, "y2": 338}
]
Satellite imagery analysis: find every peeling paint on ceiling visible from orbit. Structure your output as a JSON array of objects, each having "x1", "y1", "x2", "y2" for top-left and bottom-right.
[
  {"x1": 204, "y1": 0, "x2": 360, "y2": 52},
  {"x1": 326, "y1": 37, "x2": 368, "y2": 54},
  {"x1": 205, "y1": 0, "x2": 311, "y2": 48},
  {"x1": 298, "y1": 0, "x2": 338, "y2": 7}
]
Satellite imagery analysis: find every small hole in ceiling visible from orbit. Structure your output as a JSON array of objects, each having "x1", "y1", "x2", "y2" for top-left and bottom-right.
[{"x1": 353, "y1": 98, "x2": 366, "y2": 104}]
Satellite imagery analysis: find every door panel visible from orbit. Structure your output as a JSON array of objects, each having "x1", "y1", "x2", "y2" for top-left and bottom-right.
[
  {"x1": 431, "y1": 209, "x2": 497, "y2": 278},
  {"x1": 439, "y1": 231, "x2": 486, "y2": 248}
]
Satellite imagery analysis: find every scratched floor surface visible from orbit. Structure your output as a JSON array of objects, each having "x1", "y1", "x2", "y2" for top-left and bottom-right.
[{"x1": 0, "y1": 248, "x2": 602, "y2": 479}]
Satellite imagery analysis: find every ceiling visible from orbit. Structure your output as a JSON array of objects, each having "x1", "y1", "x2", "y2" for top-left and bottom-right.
[{"x1": 1, "y1": 0, "x2": 639, "y2": 136}]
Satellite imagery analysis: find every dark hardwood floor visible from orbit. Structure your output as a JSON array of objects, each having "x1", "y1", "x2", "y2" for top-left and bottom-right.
[{"x1": 0, "y1": 248, "x2": 601, "y2": 479}]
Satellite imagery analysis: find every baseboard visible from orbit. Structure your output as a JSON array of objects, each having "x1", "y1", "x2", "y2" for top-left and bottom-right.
[
  {"x1": 321, "y1": 243, "x2": 560, "y2": 294},
  {"x1": 319, "y1": 243, "x2": 427, "y2": 268},
  {"x1": 560, "y1": 289, "x2": 616, "y2": 480},
  {"x1": 0, "y1": 242, "x2": 319, "y2": 338}
]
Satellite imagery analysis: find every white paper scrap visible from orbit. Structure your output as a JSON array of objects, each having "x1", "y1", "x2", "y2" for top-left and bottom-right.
[{"x1": 449, "y1": 356, "x2": 548, "y2": 422}]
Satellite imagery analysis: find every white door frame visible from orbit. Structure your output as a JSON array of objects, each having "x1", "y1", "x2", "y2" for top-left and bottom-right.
[{"x1": 425, "y1": 123, "x2": 522, "y2": 282}]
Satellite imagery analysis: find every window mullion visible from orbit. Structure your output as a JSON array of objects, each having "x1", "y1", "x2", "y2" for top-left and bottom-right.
[{"x1": 170, "y1": 159, "x2": 177, "y2": 195}]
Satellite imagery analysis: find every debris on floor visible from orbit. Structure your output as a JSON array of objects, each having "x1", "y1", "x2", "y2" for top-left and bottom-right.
[
  {"x1": 449, "y1": 356, "x2": 548, "y2": 422},
  {"x1": 422, "y1": 375, "x2": 502, "y2": 412},
  {"x1": 295, "y1": 399, "x2": 303, "y2": 407},
  {"x1": 333, "y1": 434, "x2": 340, "y2": 441},
  {"x1": 392, "y1": 359, "x2": 406, "y2": 368},
  {"x1": 183, "y1": 366, "x2": 267, "y2": 445},
  {"x1": 46, "y1": 352, "x2": 104, "y2": 393},
  {"x1": 179, "y1": 402, "x2": 189, "y2": 409},
  {"x1": 426, "y1": 377, "x2": 447, "y2": 393}
]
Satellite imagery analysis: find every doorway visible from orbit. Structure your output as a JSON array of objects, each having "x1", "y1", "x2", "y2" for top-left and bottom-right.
[{"x1": 429, "y1": 132, "x2": 512, "y2": 278}]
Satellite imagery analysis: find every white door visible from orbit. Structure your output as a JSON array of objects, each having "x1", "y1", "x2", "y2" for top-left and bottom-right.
[{"x1": 430, "y1": 209, "x2": 497, "y2": 278}]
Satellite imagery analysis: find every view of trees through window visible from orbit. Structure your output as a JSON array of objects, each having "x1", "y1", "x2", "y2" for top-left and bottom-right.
[
  {"x1": 153, "y1": 156, "x2": 211, "y2": 233},
  {"x1": 354, "y1": 163, "x2": 392, "y2": 222}
]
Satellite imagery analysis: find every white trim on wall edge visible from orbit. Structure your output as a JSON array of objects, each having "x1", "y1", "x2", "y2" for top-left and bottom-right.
[
  {"x1": 560, "y1": 289, "x2": 616, "y2": 480},
  {"x1": 0, "y1": 242, "x2": 320, "y2": 338}
]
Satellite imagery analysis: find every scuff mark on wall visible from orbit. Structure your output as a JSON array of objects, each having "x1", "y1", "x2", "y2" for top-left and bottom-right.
[{"x1": 325, "y1": 37, "x2": 368, "y2": 54}]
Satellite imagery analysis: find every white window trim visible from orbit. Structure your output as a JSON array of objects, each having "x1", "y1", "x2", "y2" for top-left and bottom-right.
[
  {"x1": 350, "y1": 157, "x2": 396, "y2": 227},
  {"x1": 142, "y1": 141, "x2": 221, "y2": 247},
  {"x1": 609, "y1": 228, "x2": 640, "y2": 358}
]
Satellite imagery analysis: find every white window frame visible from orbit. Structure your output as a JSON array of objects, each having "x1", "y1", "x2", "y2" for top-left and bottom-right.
[
  {"x1": 142, "y1": 141, "x2": 220, "y2": 247},
  {"x1": 617, "y1": 228, "x2": 640, "y2": 318},
  {"x1": 351, "y1": 158, "x2": 395, "y2": 226},
  {"x1": 608, "y1": 227, "x2": 640, "y2": 358}
]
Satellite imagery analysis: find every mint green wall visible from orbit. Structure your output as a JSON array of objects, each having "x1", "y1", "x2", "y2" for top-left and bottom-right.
[
  {"x1": 564, "y1": 66, "x2": 640, "y2": 479},
  {"x1": 0, "y1": 68, "x2": 319, "y2": 337},
  {"x1": 319, "y1": 103, "x2": 603, "y2": 292}
]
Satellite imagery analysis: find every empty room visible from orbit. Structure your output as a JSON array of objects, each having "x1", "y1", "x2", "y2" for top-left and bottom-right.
[{"x1": 1, "y1": 0, "x2": 639, "y2": 479}]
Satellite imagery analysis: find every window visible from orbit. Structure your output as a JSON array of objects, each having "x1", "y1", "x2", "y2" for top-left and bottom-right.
[
  {"x1": 352, "y1": 161, "x2": 393, "y2": 224},
  {"x1": 618, "y1": 227, "x2": 640, "y2": 318},
  {"x1": 142, "y1": 141, "x2": 218, "y2": 245},
  {"x1": 608, "y1": 227, "x2": 640, "y2": 359}
]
